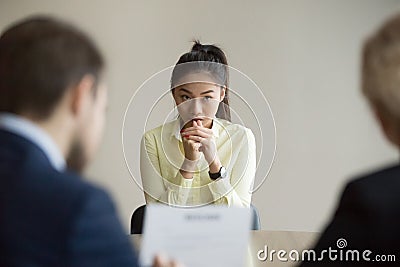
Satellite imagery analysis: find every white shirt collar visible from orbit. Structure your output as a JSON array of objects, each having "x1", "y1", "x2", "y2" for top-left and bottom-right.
[{"x1": 0, "y1": 113, "x2": 66, "y2": 172}]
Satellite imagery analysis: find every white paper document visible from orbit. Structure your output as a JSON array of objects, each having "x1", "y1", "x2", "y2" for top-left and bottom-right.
[{"x1": 139, "y1": 204, "x2": 252, "y2": 267}]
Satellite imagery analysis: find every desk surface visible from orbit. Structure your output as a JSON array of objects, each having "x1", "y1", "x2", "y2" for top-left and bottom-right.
[{"x1": 131, "y1": 230, "x2": 319, "y2": 267}]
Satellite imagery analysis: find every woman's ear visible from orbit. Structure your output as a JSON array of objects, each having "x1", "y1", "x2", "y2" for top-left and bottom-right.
[{"x1": 220, "y1": 87, "x2": 226, "y2": 102}]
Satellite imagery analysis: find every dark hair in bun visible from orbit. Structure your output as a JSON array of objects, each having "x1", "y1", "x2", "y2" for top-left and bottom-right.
[{"x1": 171, "y1": 40, "x2": 231, "y2": 121}]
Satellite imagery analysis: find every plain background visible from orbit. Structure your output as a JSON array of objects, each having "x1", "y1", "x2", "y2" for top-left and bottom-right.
[{"x1": 1, "y1": 0, "x2": 399, "y2": 233}]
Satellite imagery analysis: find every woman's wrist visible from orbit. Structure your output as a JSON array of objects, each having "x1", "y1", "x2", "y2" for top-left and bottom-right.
[
  {"x1": 180, "y1": 159, "x2": 198, "y2": 179},
  {"x1": 180, "y1": 169, "x2": 194, "y2": 179},
  {"x1": 209, "y1": 157, "x2": 222, "y2": 173}
]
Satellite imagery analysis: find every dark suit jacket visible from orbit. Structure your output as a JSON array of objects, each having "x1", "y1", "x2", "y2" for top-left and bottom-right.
[
  {"x1": 300, "y1": 165, "x2": 400, "y2": 266},
  {"x1": 0, "y1": 129, "x2": 138, "y2": 267}
]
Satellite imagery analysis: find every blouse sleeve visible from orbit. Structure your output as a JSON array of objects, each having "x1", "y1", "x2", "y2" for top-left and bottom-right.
[
  {"x1": 207, "y1": 128, "x2": 256, "y2": 207},
  {"x1": 140, "y1": 132, "x2": 194, "y2": 206}
]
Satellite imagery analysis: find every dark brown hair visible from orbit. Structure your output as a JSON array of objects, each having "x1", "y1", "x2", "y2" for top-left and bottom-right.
[
  {"x1": 0, "y1": 16, "x2": 104, "y2": 120},
  {"x1": 171, "y1": 40, "x2": 231, "y2": 121}
]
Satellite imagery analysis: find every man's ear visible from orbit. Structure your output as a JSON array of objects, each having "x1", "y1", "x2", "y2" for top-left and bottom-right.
[
  {"x1": 371, "y1": 102, "x2": 400, "y2": 146},
  {"x1": 70, "y1": 75, "x2": 96, "y2": 117}
]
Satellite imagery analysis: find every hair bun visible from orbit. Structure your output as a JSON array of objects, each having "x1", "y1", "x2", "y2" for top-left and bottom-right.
[
  {"x1": 191, "y1": 40, "x2": 216, "y2": 54},
  {"x1": 191, "y1": 40, "x2": 206, "y2": 52},
  {"x1": 189, "y1": 40, "x2": 227, "y2": 65}
]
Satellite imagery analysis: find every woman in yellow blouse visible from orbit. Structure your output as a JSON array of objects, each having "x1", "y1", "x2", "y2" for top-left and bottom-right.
[{"x1": 140, "y1": 41, "x2": 256, "y2": 207}]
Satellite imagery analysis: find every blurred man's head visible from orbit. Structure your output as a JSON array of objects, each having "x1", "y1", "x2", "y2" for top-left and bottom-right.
[
  {"x1": 362, "y1": 14, "x2": 400, "y2": 148},
  {"x1": 0, "y1": 16, "x2": 107, "y2": 172}
]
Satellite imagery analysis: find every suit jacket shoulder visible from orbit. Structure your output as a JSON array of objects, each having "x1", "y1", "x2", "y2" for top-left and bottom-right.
[
  {"x1": 0, "y1": 130, "x2": 138, "y2": 267},
  {"x1": 300, "y1": 164, "x2": 400, "y2": 266}
]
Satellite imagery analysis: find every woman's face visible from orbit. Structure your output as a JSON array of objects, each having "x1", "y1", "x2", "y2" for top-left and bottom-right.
[{"x1": 173, "y1": 77, "x2": 225, "y2": 129}]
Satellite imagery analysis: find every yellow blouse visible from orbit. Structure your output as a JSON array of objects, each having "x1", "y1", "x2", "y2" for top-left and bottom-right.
[{"x1": 140, "y1": 118, "x2": 256, "y2": 207}]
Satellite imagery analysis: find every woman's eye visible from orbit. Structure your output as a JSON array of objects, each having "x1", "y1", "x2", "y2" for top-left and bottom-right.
[
  {"x1": 181, "y1": 95, "x2": 190, "y2": 101},
  {"x1": 203, "y1": 96, "x2": 212, "y2": 101}
]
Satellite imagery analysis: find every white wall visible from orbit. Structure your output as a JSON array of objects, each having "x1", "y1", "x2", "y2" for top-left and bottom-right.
[{"x1": 1, "y1": 0, "x2": 399, "y2": 233}]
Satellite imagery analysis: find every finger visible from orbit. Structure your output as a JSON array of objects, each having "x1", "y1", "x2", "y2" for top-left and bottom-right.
[
  {"x1": 184, "y1": 122, "x2": 208, "y2": 131},
  {"x1": 182, "y1": 123, "x2": 209, "y2": 132},
  {"x1": 171, "y1": 260, "x2": 185, "y2": 267},
  {"x1": 182, "y1": 130, "x2": 210, "y2": 139},
  {"x1": 186, "y1": 135, "x2": 204, "y2": 143},
  {"x1": 183, "y1": 127, "x2": 213, "y2": 135},
  {"x1": 188, "y1": 140, "x2": 201, "y2": 150},
  {"x1": 153, "y1": 254, "x2": 167, "y2": 267},
  {"x1": 184, "y1": 120, "x2": 206, "y2": 132},
  {"x1": 181, "y1": 127, "x2": 199, "y2": 133},
  {"x1": 182, "y1": 127, "x2": 212, "y2": 137},
  {"x1": 182, "y1": 134, "x2": 206, "y2": 142}
]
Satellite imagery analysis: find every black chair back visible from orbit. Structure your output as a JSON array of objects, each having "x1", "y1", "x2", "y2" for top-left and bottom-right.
[{"x1": 130, "y1": 205, "x2": 146, "y2": 234}]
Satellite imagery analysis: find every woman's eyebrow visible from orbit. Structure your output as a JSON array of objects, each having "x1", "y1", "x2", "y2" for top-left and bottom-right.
[
  {"x1": 178, "y1": 88, "x2": 193, "y2": 95},
  {"x1": 200, "y1": 90, "x2": 214, "y2": 95}
]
